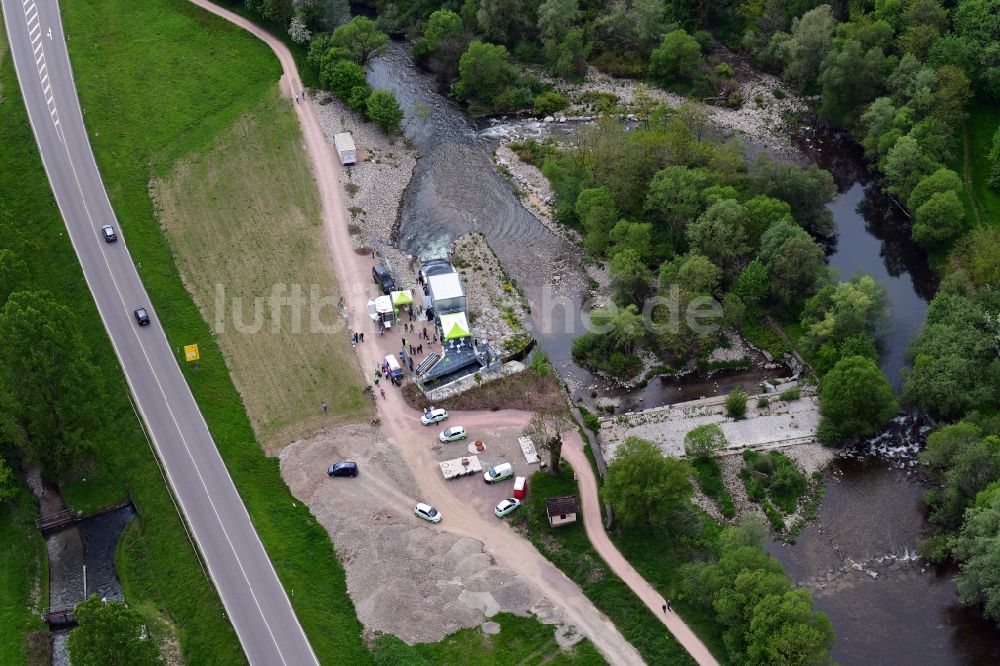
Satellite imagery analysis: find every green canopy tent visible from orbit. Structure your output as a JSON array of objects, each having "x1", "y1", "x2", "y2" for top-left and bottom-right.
[
  {"x1": 439, "y1": 312, "x2": 471, "y2": 341},
  {"x1": 390, "y1": 290, "x2": 413, "y2": 306}
]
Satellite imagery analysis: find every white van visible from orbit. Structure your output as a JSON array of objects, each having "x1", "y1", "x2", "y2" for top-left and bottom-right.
[
  {"x1": 384, "y1": 354, "x2": 403, "y2": 380},
  {"x1": 483, "y1": 462, "x2": 514, "y2": 484},
  {"x1": 334, "y1": 132, "x2": 357, "y2": 165}
]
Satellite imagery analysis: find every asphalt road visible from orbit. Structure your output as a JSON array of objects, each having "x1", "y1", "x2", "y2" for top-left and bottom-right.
[{"x1": 1, "y1": 2, "x2": 319, "y2": 663}]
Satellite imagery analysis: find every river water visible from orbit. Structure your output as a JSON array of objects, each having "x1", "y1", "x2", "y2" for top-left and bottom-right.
[
  {"x1": 365, "y1": 44, "x2": 999, "y2": 662},
  {"x1": 47, "y1": 506, "x2": 135, "y2": 665}
]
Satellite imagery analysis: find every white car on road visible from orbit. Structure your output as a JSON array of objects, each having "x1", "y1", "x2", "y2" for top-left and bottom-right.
[
  {"x1": 439, "y1": 426, "x2": 467, "y2": 443},
  {"x1": 494, "y1": 498, "x2": 521, "y2": 518},
  {"x1": 421, "y1": 408, "x2": 448, "y2": 426},
  {"x1": 414, "y1": 503, "x2": 442, "y2": 523}
]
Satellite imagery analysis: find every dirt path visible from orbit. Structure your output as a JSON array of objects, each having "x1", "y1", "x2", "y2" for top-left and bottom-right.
[
  {"x1": 186, "y1": 2, "x2": 644, "y2": 663},
  {"x1": 562, "y1": 434, "x2": 721, "y2": 666}
]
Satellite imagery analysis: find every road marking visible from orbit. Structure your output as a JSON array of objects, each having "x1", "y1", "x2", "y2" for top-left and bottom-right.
[{"x1": 20, "y1": 4, "x2": 60, "y2": 132}]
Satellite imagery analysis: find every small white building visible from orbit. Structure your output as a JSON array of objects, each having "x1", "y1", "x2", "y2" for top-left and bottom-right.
[
  {"x1": 427, "y1": 272, "x2": 466, "y2": 315},
  {"x1": 545, "y1": 495, "x2": 579, "y2": 528}
]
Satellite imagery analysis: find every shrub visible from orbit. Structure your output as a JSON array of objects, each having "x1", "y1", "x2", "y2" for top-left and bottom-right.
[
  {"x1": 740, "y1": 449, "x2": 808, "y2": 515},
  {"x1": 757, "y1": 396, "x2": 770, "y2": 409},
  {"x1": 692, "y1": 457, "x2": 736, "y2": 518},
  {"x1": 367, "y1": 90, "x2": 405, "y2": 134},
  {"x1": 725, "y1": 388, "x2": 748, "y2": 420},
  {"x1": 715, "y1": 63, "x2": 734, "y2": 78},
  {"x1": 684, "y1": 423, "x2": 728, "y2": 459},
  {"x1": 532, "y1": 91, "x2": 568, "y2": 117},
  {"x1": 815, "y1": 418, "x2": 843, "y2": 447},
  {"x1": 778, "y1": 387, "x2": 800, "y2": 402},
  {"x1": 763, "y1": 499, "x2": 786, "y2": 531}
]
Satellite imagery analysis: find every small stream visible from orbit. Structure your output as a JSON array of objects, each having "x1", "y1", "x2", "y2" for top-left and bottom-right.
[
  {"x1": 363, "y1": 42, "x2": 1000, "y2": 662},
  {"x1": 47, "y1": 505, "x2": 135, "y2": 666}
]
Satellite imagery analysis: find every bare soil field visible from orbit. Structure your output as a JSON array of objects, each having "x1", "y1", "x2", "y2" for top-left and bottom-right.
[
  {"x1": 280, "y1": 422, "x2": 582, "y2": 645},
  {"x1": 401, "y1": 368, "x2": 567, "y2": 414},
  {"x1": 152, "y1": 89, "x2": 370, "y2": 452}
]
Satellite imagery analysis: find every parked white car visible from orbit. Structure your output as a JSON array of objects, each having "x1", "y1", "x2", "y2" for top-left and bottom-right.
[
  {"x1": 414, "y1": 503, "x2": 442, "y2": 523},
  {"x1": 421, "y1": 408, "x2": 448, "y2": 426},
  {"x1": 439, "y1": 426, "x2": 467, "y2": 443},
  {"x1": 494, "y1": 497, "x2": 521, "y2": 518}
]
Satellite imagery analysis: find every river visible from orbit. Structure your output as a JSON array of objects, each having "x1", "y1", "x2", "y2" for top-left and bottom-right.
[{"x1": 365, "y1": 43, "x2": 999, "y2": 663}]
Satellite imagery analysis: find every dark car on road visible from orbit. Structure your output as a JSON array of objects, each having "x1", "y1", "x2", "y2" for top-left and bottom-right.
[
  {"x1": 101, "y1": 225, "x2": 117, "y2": 242},
  {"x1": 134, "y1": 307, "x2": 150, "y2": 326},
  {"x1": 327, "y1": 461, "x2": 358, "y2": 478},
  {"x1": 372, "y1": 263, "x2": 395, "y2": 294}
]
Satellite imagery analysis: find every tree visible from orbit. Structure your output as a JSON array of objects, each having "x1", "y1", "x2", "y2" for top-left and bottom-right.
[
  {"x1": 732, "y1": 259, "x2": 768, "y2": 307},
  {"x1": 913, "y1": 190, "x2": 967, "y2": 248},
  {"x1": 820, "y1": 355, "x2": 898, "y2": 442},
  {"x1": 644, "y1": 166, "x2": 713, "y2": 237},
  {"x1": 575, "y1": 187, "x2": 618, "y2": 255},
  {"x1": 882, "y1": 134, "x2": 935, "y2": 202},
  {"x1": 742, "y1": 195, "x2": 792, "y2": 247},
  {"x1": 477, "y1": 0, "x2": 538, "y2": 47},
  {"x1": 603, "y1": 437, "x2": 693, "y2": 529},
  {"x1": 908, "y1": 167, "x2": 963, "y2": 211},
  {"x1": 288, "y1": 13, "x2": 311, "y2": 45},
  {"x1": 902, "y1": 292, "x2": 999, "y2": 419},
  {"x1": 537, "y1": 0, "x2": 580, "y2": 44},
  {"x1": 800, "y1": 276, "x2": 887, "y2": 359},
  {"x1": 782, "y1": 5, "x2": 837, "y2": 91},
  {"x1": 819, "y1": 39, "x2": 886, "y2": 127},
  {"x1": 67, "y1": 595, "x2": 161, "y2": 666},
  {"x1": 0, "y1": 455, "x2": 16, "y2": 504},
  {"x1": 523, "y1": 410, "x2": 572, "y2": 474},
  {"x1": 246, "y1": 0, "x2": 292, "y2": 24},
  {"x1": 952, "y1": 491, "x2": 1000, "y2": 623},
  {"x1": 547, "y1": 27, "x2": 590, "y2": 79},
  {"x1": 684, "y1": 423, "x2": 728, "y2": 459},
  {"x1": 608, "y1": 219, "x2": 653, "y2": 262},
  {"x1": 330, "y1": 16, "x2": 389, "y2": 67},
  {"x1": 609, "y1": 247, "x2": 652, "y2": 304},
  {"x1": 0, "y1": 249, "x2": 29, "y2": 306},
  {"x1": 649, "y1": 29, "x2": 703, "y2": 86},
  {"x1": 0, "y1": 291, "x2": 105, "y2": 478},
  {"x1": 661, "y1": 253, "x2": 722, "y2": 297},
  {"x1": 748, "y1": 156, "x2": 836, "y2": 237},
  {"x1": 366, "y1": 90, "x2": 405, "y2": 134},
  {"x1": 920, "y1": 422, "x2": 1000, "y2": 531},
  {"x1": 952, "y1": 0, "x2": 1000, "y2": 98},
  {"x1": 745, "y1": 588, "x2": 835, "y2": 666},
  {"x1": 726, "y1": 388, "x2": 748, "y2": 420},
  {"x1": 455, "y1": 41, "x2": 516, "y2": 102},
  {"x1": 413, "y1": 9, "x2": 468, "y2": 81},
  {"x1": 323, "y1": 59, "x2": 367, "y2": 101},
  {"x1": 766, "y1": 234, "x2": 828, "y2": 309},
  {"x1": 686, "y1": 200, "x2": 750, "y2": 277},
  {"x1": 988, "y1": 127, "x2": 1000, "y2": 190}
]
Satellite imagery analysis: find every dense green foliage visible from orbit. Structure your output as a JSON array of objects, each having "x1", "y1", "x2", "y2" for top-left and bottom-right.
[
  {"x1": 603, "y1": 437, "x2": 693, "y2": 529},
  {"x1": 819, "y1": 355, "x2": 898, "y2": 444},
  {"x1": 684, "y1": 423, "x2": 728, "y2": 459},
  {"x1": 740, "y1": 449, "x2": 809, "y2": 515},
  {"x1": 691, "y1": 457, "x2": 737, "y2": 518},
  {"x1": 67, "y1": 596, "x2": 161, "y2": 666},
  {"x1": 725, "y1": 388, "x2": 748, "y2": 420},
  {"x1": 681, "y1": 519, "x2": 834, "y2": 664}
]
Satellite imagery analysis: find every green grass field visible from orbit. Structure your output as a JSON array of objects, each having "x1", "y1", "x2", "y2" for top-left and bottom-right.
[
  {"x1": 55, "y1": 0, "x2": 372, "y2": 661},
  {"x1": 517, "y1": 467, "x2": 707, "y2": 666},
  {"x1": 958, "y1": 100, "x2": 1000, "y2": 227}
]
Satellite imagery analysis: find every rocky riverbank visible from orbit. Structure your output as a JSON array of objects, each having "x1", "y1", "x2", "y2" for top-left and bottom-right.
[{"x1": 311, "y1": 92, "x2": 417, "y2": 277}]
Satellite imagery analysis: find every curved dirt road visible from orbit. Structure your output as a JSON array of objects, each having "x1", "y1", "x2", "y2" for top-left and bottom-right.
[
  {"x1": 186, "y1": 1, "x2": 643, "y2": 663},
  {"x1": 562, "y1": 434, "x2": 722, "y2": 666}
]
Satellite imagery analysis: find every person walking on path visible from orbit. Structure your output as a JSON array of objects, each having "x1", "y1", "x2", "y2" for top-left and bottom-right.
[
  {"x1": 380, "y1": 387, "x2": 386, "y2": 400},
  {"x1": 359, "y1": 332, "x2": 364, "y2": 342},
  {"x1": 322, "y1": 402, "x2": 328, "y2": 414}
]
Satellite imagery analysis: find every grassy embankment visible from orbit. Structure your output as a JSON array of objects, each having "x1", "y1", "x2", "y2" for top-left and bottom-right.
[
  {"x1": 0, "y1": 26, "x2": 241, "y2": 662},
  {"x1": 957, "y1": 101, "x2": 1000, "y2": 227},
  {"x1": 54, "y1": 0, "x2": 372, "y2": 661},
  {"x1": 518, "y1": 466, "x2": 725, "y2": 665}
]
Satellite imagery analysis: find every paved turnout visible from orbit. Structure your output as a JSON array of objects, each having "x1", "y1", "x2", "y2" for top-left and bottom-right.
[{"x1": 1, "y1": 1, "x2": 318, "y2": 663}]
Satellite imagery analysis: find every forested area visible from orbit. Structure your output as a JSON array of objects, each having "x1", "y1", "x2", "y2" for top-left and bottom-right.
[{"x1": 235, "y1": 0, "x2": 1000, "y2": 635}]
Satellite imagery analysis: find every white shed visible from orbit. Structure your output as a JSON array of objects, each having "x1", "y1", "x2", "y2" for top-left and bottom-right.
[{"x1": 334, "y1": 132, "x2": 357, "y2": 165}]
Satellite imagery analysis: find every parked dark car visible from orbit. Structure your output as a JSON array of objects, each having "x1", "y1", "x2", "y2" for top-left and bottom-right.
[
  {"x1": 372, "y1": 264, "x2": 395, "y2": 294},
  {"x1": 327, "y1": 461, "x2": 358, "y2": 478},
  {"x1": 134, "y1": 307, "x2": 150, "y2": 326}
]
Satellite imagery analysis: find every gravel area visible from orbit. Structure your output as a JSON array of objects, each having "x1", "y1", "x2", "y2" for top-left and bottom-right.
[
  {"x1": 279, "y1": 422, "x2": 578, "y2": 645},
  {"x1": 600, "y1": 389, "x2": 819, "y2": 460},
  {"x1": 311, "y1": 93, "x2": 417, "y2": 269},
  {"x1": 451, "y1": 232, "x2": 530, "y2": 355}
]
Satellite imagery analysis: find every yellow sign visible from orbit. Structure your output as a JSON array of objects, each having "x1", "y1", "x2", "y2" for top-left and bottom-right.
[{"x1": 184, "y1": 344, "x2": 200, "y2": 362}]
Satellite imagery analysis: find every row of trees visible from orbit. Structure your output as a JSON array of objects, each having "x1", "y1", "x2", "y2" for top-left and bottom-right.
[
  {"x1": 306, "y1": 17, "x2": 406, "y2": 133},
  {"x1": 603, "y1": 437, "x2": 834, "y2": 664}
]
